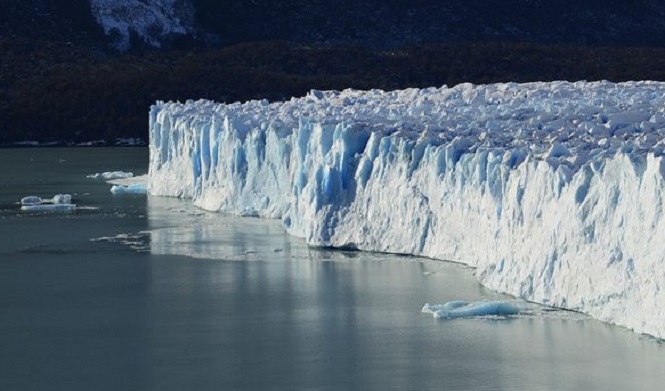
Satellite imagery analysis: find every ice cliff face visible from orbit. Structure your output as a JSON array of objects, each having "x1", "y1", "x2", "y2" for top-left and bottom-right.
[
  {"x1": 148, "y1": 81, "x2": 665, "y2": 339},
  {"x1": 90, "y1": 0, "x2": 195, "y2": 50}
]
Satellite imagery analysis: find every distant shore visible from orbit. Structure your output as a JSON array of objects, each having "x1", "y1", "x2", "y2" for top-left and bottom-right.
[{"x1": 0, "y1": 139, "x2": 146, "y2": 149}]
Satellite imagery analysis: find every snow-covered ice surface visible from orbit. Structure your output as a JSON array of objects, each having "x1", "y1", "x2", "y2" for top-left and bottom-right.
[
  {"x1": 148, "y1": 81, "x2": 665, "y2": 339},
  {"x1": 90, "y1": 0, "x2": 195, "y2": 51}
]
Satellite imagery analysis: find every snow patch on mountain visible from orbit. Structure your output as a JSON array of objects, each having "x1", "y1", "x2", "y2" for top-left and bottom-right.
[{"x1": 90, "y1": 0, "x2": 195, "y2": 50}]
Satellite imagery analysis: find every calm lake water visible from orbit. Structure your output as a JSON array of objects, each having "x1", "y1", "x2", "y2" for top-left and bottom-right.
[{"x1": 1, "y1": 147, "x2": 663, "y2": 391}]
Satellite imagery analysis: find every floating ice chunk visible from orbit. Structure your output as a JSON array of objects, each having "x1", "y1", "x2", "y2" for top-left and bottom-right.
[
  {"x1": 422, "y1": 300, "x2": 521, "y2": 319},
  {"x1": 21, "y1": 196, "x2": 42, "y2": 205},
  {"x1": 51, "y1": 194, "x2": 72, "y2": 204},
  {"x1": 20, "y1": 204, "x2": 77, "y2": 212},
  {"x1": 107, "y1": 173, "x2": 148, "y2": 187},
  {"x1": 110, "y1": 183, "x2": 147, "y2": 194},
  {"x1": 87, "y1": 171, "x2": 134, "y2": 180},
  {"x1": 20, "y1": 194, "x2": 76, "y2": 212},
  {"x1": 21, "y1": 194, "x2": 72, "y2": 205}
]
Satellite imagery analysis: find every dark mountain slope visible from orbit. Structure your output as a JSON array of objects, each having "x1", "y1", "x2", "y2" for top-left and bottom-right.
[
  {"x1": 192, "y1": 0, "x2": 665, "y2": 48},
  {"x1": 1, "y1": 1, "x2": 665, "y2": 145},
  {"x1": 3, "y1": 1, "x2": 665, "y2": 49},
  {"x1": 0, "y1": 0, "x2": 101, "y2": 43}
]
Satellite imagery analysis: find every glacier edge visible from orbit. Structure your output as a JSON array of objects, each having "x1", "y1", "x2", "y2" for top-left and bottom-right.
[{"x1": 148, "y1": 82, "x2": 665, "y2": 339}]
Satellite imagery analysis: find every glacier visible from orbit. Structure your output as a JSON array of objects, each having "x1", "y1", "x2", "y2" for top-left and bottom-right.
[{"x1": 148, "y1": 81, "x2": 665, "y2": 339}]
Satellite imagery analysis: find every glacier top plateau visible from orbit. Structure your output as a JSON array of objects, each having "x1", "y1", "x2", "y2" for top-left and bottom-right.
[{"x1": 148, "y1": 81, "x2": 665, "y2": 339}]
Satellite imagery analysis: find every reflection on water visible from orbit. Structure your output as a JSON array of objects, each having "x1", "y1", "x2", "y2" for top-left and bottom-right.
[
  {"x1": 145, "y1": 195, "x2": 396, "y2": 263},
  {"x1": 136, "y1": 195, "x2": 665, "y2": 391}
]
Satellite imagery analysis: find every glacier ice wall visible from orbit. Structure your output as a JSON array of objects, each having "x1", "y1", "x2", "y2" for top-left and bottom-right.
[{"x1": 149, "y1": 81, "x2": 665, "y2": 339}]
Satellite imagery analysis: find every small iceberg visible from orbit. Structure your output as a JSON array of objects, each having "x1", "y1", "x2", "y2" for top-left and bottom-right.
[
  {"x1": 20, "y1": 196, "x2": 43, "y2": 206},
  {"x1": 20, "y1": 194, "x2": 76, "y2": 212},
  {"x1": 422, "y1": 300, "x2": 521, "y2": 319},
  {"x1": 87, "y1": 171, "x2": 134, "y2": 180},
  {"x1": 21, "y1": 204, "x2": 77, "y2": 212},
  {"x1": 86, "y1": 168, "x2": 147, "y2": 195},
  {"x1": 110, "y1": 183, "x2": 147, "y2": 194},
  {"x1": 107, "y1": 173, "x2": 148, "y2": 194}
]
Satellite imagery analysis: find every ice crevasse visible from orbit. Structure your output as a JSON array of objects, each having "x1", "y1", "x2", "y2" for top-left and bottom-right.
[{"x1": 148, "y1": 81, "x2": 665, "y2": 339}]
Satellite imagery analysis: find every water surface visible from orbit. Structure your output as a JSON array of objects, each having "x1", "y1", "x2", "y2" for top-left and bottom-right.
[{"x1": 1, "y1": 148, "x2": 663, "y2": 390}]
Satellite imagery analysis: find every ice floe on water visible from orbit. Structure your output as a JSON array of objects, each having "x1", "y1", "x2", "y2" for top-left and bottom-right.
[
  {"x1": 108, "y1": 174, "x2": 148, "y2": 194},
  {"x1": 422, "y1": 300, "x2": 522, "y2": 319},
  {"x1": 421, "y1": 299, "x2": 587, "y2": 322},
  {"x1": 20, "y1": 194, "x2": 76, "y2": 212},
  {"x1": 87, "y1": 171, "x2": 134, "y2": 180},
  {"x1": 20, "y1": 196, "x2": 44, "y2": 206},
  {"x1": 110, "y1": 183, "x2": 148, "y2": 194},
  {"x1": 88, "y1": 171, "x2": 147, "y2": 194},
  {"x1": 107, "y1": 173, "x2": 147, "y2": 186}
]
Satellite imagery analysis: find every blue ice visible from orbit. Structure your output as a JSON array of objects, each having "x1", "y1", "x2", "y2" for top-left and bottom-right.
[
  {"x1": 422, "y1": 300, "x2": 521, "y2": 319},
  {"x1": 110, "y1": 184, "x2": 147, "y2": 194}
]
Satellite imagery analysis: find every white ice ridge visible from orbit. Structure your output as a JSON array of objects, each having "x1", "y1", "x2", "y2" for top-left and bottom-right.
[{"x1": 148, "y1": 81, "x2": 665, "y2": 339}]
